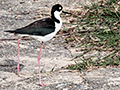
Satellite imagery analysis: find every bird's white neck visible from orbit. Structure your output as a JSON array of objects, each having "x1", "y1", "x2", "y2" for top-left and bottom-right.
[
  {"x1": 54, "y1": 11, "x2": 62, "y2": 32},
  {"x1": 54, "y1": 11, "x2": 62, "y2": 22}
]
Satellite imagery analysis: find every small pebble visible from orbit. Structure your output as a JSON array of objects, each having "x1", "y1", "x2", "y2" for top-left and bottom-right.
[
  {"x1": 81, "y1": 84, "x2": 84, "y2": 90},
  {"x1": 3, "y1": 77, "x2": 7, "y2": 80},
  {"x1": 63, "y1": 88, "x2": 69, "y2": 90},
  {"x1": 56, "y1": 83, "x2": 66, "y2": 88}
]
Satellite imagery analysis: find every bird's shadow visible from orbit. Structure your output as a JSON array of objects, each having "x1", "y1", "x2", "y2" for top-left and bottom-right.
[{"x1": 0, "y1": 59, "x2": 24, "y2": 75}]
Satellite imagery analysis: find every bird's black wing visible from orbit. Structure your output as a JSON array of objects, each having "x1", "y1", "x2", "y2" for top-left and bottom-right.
[{"x1": 5, "y1": 18, "x2": 55, "y2": 36}]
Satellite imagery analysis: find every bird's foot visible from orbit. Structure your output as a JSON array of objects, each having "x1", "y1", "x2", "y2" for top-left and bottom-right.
[
  {"x1": 39, "y1": 83, "x2": 49, "y2": 86},
  {"x1": 14, "y1": 64, "x2": 20, "y2": 76}
]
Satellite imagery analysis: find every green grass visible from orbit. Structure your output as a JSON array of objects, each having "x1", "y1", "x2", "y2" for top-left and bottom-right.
[{"x1": 66, "y1": 0, "x2": 120, "y2": 71}]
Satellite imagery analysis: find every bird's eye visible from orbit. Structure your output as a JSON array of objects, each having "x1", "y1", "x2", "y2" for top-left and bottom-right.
[{"x1": 59, "y1": 7, "x2": 62, "y2": 10}]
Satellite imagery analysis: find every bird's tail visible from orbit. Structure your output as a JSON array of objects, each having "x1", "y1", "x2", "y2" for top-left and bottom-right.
[{"x1": 4, "y1": 30, "x2": 15, "y2": 33}]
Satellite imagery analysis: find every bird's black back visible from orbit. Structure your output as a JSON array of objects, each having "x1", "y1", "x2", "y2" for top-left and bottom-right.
[{"x1": 6, "y1": 18, "x2": 55, "y2": 36}]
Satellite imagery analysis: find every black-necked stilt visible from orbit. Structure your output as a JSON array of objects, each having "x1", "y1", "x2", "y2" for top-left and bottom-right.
[{"x1": 5, "y1": 4, "x2": 63, "y2": 86}]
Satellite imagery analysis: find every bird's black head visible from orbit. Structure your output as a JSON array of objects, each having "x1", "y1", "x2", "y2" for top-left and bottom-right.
[
  {"x1": 51, "y1": 4, "x2": 63, "y2": 14},
  {"x1": 51, "y1": 4, "x2": 63, "y2": 23}
]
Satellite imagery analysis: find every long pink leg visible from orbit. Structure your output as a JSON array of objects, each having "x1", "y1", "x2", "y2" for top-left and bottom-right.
[
  {"x1": 16, "y1": 37, "x2": 24, "y2": 76},
  {"x1": 38, "y1": 42, "x2": 48, "y2": 86}
]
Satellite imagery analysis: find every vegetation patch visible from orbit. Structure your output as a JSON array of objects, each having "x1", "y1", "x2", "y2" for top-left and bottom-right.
[{"x1": 65, "y1": 0, "x2": 120, "y2": 70}]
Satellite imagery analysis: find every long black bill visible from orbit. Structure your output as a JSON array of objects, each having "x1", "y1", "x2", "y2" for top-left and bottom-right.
[{"x1": 62, "y1": 11, "x2": 72, "y2": 15}]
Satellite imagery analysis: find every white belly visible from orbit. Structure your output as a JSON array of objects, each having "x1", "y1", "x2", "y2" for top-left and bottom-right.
[{"x1": 31, "y1": 31, "x2": 56, "y2": 42}]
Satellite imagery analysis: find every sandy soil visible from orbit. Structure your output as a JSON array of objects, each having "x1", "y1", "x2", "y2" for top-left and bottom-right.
[{"x1": 0, "y1": 0, "x2": 120, "y2": 89}]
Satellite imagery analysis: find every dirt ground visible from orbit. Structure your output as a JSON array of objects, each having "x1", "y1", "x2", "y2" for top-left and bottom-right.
[{"x1": 0, "y1": 0, "x2": 120, "y2": 90}]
